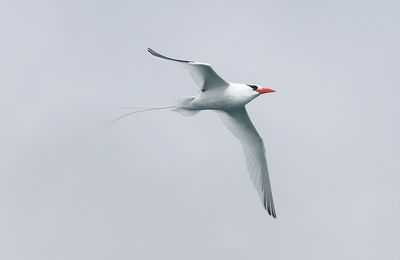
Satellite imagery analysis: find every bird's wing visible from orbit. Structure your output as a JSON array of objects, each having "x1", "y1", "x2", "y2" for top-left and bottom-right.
[
  {"x1": 148, "y1": 48, "x2": 229, "y2": 91},
  {"x1": 219, "y1": 107, "x2": 277, "y2": 218}
]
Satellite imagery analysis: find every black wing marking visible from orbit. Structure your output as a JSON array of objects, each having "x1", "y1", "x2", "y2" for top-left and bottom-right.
[
  {"x1": 148, "y1": 48, "x2": 193, "y2": 63},
  {"x1": 147, "y1": 48, "x2": 229, "y2": 92}
]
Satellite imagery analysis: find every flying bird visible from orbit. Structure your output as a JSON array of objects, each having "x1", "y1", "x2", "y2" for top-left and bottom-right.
[{"x1": 113, "y1": 48, "x2": 277, "y2": 218}]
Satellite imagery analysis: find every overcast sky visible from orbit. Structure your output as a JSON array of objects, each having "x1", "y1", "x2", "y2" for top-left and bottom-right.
[{"x1": 1, "y1": 0, "x2": 400, "y2": 259}]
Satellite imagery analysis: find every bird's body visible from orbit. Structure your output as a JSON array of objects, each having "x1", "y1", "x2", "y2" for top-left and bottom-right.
[
  {"x1": 116, "y1": 48, "x2": 278, "y2": 218},
  {"x1": 183, "y1": 83, "x2": 259, "y2": 111}
]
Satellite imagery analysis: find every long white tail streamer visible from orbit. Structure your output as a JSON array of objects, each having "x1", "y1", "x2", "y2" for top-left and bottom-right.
[{"x1": 106, "y1": 106, "x2": 175, "y2": 126}]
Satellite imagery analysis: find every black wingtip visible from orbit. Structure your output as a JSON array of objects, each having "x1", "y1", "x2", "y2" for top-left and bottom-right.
[
  {"x1": 147, "y1": 48, "x2": 165, "y2": 60},
  {"x1": 268, "y1": 210, "x2": 277, "y2": 219},
  {"x1": 270, "y1": 207, "x2": 277, "y2": 219},
  {"x1": 264, "y1": 204, "x2": 277, "y2": 219},
  {"x1": 146, "y1": 48, "x2": 192, "y2": 63},
  {"x1": 147, "y1": 48, "x2": 165, "y2": 59}
]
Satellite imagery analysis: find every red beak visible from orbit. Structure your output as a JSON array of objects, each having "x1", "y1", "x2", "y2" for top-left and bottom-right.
[{"x1": 257, "y1": 88, "x2": 276, "y2": 94}]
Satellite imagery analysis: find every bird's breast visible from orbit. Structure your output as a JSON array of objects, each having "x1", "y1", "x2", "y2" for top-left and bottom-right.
[{"x1": 192, "y1": 85, "x2": 257, "y2": 110}]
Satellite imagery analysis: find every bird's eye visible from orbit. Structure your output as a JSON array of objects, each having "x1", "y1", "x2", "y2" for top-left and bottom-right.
[{"x1": 247, "y1": 84, "x2": 258, "y2": 91}]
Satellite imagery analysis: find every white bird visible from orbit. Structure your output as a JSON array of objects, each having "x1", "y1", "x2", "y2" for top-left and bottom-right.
[{"x1": 114, "y1": 48, "x2": 277, "y2": 218}]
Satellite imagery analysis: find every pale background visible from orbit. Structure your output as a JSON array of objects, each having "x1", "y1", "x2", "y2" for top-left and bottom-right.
[{"x1": 1, "y1": 0, "x2": 399, "y2": 259}]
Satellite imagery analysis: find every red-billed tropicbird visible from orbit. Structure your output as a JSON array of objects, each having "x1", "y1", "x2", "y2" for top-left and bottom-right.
[{"x1": 113, "y1": 48, "x2": 277, "y2": 218}]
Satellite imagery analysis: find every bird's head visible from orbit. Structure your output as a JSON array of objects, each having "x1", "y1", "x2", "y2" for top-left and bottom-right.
[{"x1": 246, "y1": 84, "x2": 276, "y2": 95}]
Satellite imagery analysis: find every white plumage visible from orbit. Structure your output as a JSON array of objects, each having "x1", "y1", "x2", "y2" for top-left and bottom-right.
[{"x1": 125, "y1": 49, "x2": 277, "y2": 218}]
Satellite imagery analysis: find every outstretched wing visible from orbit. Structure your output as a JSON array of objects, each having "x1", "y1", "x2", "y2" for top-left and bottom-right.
[
  {"x1": 219, "y1": 107, "x2": 277, "y2": 218},
  {"x1": 148, "y1": 48, "x2": 228, "y2": 91}
]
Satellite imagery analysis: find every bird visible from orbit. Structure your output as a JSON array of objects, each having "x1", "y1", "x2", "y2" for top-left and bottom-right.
[{"x1": 112, "y1": 48, "x2": 277, "y2": 218}]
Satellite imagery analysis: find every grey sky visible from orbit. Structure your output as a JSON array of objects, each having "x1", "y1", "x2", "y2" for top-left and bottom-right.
[{"x1": 1, "y1": 0, "x2": 399, "y2": 259}]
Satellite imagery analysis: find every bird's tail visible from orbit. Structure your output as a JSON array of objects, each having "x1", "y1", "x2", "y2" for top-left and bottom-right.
[
  {"x1": 107, "y1": 97, "x2": 200, "y2": 126},
  {"x1": 173, "y1": 96, "x2": 200, "y2": 116},
  {"x1": 107, "y1": 106, "x2": 175, "y2": 126}
]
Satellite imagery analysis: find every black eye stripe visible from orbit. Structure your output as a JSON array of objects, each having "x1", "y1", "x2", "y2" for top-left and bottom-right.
[{"x1": 247, "y1": 84, "x2": 258, "y2": 91}]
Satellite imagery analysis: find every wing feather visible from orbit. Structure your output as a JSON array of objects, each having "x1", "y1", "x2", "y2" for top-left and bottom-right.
[
  {"x1": 219, "y1": 107, "x2": 277, "y2": 218},
  {"x1": 148, "y1": 48, "x2": 228, "y2": 91}
]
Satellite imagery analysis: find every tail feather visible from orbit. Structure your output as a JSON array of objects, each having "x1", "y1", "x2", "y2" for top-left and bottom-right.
[
  {"x1": 107, "y1": 96, "x2": 200, "y2": 126},
  {"x1": 107, "y1": 106, "x2": 174, "y2": 126},
  {"x1": 173, "y1": 96, "x2": 200, "y2": 116},
  {"x1": 173, "y1": 108, "x2": 200, "y2": 116}
]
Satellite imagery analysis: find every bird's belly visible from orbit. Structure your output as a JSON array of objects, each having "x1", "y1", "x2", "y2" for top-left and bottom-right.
[{"x1": 192, "y1": 92, "x2": 253, "y2": 110}]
